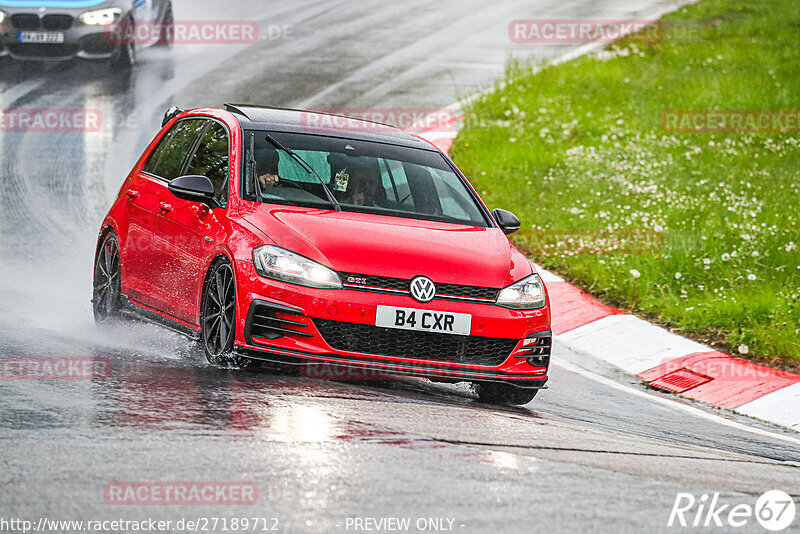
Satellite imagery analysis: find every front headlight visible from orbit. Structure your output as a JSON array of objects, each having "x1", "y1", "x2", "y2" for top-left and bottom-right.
[
  {"x1": 0, "y1": 10, "x2": 7, "y2": 25},
  {"x1": 79, "y1": 8, "x2": 122, "y2": 26},
  {"x1": 253, "y1": 245, "x2": 342, "y2": 289},
  {"x1": 496, "y1": 274, "x2": 546, "y2": 309}
]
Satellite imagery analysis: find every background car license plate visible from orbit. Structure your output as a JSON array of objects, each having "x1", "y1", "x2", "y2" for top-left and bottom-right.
[
  {"x1": 375, "y1": 305, "x2": 471, "y2": 336},
  {"x1": 18, "y1": 32, "x2": 66, "y2": 44}
]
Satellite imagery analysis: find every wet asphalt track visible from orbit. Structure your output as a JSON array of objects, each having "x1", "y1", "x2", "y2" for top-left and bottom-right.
[{"x1": 1, "y1": 1, "x2": 799, "y2": 533}]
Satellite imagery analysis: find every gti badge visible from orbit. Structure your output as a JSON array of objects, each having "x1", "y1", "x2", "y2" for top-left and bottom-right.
[{"x1": 410, "y1": 276, "x2": 436, "y2": 303}]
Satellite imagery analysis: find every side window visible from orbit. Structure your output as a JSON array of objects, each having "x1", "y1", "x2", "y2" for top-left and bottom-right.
[
  {"x1": 430, "y1": 168, "x2": 484, "y2": 221},
  {"x1": 185, "y1": 122, "x2": 230, "y2": 204},
  {"x1": 382, "y1": 159, "x2": 413, "y2": 207},
  {"x1": 146, "y1": 119, "x2": 207, "y2": 181}
]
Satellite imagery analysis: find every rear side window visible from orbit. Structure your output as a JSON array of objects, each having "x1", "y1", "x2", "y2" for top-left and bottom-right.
[
  {"x1": 146, "y1": 119, "x2": 207, "y2": 181},
  {"x1": 185, "y1": 121, "x2": 230, "y2": 204}
]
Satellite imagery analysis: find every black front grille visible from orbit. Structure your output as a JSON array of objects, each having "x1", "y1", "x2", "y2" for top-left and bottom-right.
[
  {"x1": 43, "y1": 15, "x2": 74, "y2": 31},
  {"x1": 9, "y1": 14, "x2": 73, "y2": 30},
  {"x1": 313, "y1": 318, "x2": 518, "y2": 366},
  {"x1": 11, "y1": 14, "x2": 41, "y2": 30},
  {"x1": 437, "y1": 282, "x2": 498, "y2": 300},
  {"x1": 6, "y1": 44, "x2": 78, "y2": 58},
  {"x1": 340, "y1": 273, "x2": 499, "y2": 301}
]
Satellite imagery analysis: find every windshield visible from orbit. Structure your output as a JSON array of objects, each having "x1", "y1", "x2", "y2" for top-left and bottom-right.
[{"x1": 242, "y1": 131, "x2": 490, "y2": 227}]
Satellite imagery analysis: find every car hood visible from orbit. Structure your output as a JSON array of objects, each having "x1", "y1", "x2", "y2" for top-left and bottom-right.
[{"x1": 239, "y1": 205, "x2": 533, "y2": 288}]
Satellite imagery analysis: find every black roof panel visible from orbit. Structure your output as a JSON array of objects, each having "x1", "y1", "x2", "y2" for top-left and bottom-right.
[{"x1": 225, "y1": 104, "x2": 435, "y2": 150}]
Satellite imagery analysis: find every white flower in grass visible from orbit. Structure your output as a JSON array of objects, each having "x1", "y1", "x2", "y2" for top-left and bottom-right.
[
  {"x1": 674, "y1": 272, "x2": 682, "y2": 280},
  {"x1": 751, "y1": 251, "x2": 759, "y2": 257},
  {"x1": 702, "y1": 258, "x2": 711, "y2": 265},
  {"x1": 786, "y1": 242, "x2": 797, "y2": 252},
  {"x1": 747, "y1": 274, "x2": 757, "y2": 281},
  {"x1": 721, "y1": 253, "x2": 731, "y2": 261},
  {"x1": 738, "y1": 345, "x2": 749, "y2": 355},
  {"x1": 630, "y1": 269, "x2": 641, "y2": 279}
]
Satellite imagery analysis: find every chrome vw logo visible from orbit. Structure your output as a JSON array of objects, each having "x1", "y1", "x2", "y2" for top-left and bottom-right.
[{"x1": 410, "y1": 276, "x2": 436, "y2": 303}]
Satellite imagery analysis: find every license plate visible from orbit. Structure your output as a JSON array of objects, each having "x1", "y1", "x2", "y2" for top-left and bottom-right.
[
  {"x1": 18, "y1": 32, "x2": 66, "y2": 44},
  {"x1": 375, "y1": 305, "x2": 471, "y2": 336}
]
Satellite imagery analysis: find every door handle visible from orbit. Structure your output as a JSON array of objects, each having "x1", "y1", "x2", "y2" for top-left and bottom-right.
[
  {"x1": 126, "y1": 189, "x2": 139, "y2": 199},
  {"x1": 159, "y1": 202, "x2": 172, "y2": 212}
]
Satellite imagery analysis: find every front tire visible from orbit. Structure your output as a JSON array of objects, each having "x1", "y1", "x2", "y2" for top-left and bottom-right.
[
  {"x1": 155, "y1": 3, "x2": 174, "y2": 48},
  {"x1": 475, "y1": 382, "x2": 538, "y2": 406},
  {"x1": 201, "y1": 259, "x2": 253, "y2": 368},
  {"x1": 93, "y1": 232, "x2": 122, "y2": 324},
  {"x1": 111, "y1": 17, "x2": 136, "y2": 71}
]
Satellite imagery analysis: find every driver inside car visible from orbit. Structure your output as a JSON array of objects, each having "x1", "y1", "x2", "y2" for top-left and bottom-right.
[{"x1": 255, "y1": 148, "x2": 281, "y2": 190}]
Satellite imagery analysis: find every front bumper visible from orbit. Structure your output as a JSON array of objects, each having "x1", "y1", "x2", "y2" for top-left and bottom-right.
[
  {"x1": 233, "y1": 260, "x2": 552, "y2": 388},
  {"x1": 0, "y1": 14, "x2": 122, "y2": 61}
]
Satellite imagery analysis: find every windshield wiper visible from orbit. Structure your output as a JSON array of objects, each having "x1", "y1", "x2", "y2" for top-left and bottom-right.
[{"x1": 264, "y1": 134, "x2": 341, "y2": 211}]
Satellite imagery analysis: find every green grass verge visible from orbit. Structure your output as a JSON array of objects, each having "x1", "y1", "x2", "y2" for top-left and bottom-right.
[{"x1": 451, "y1": 0, "x2": 800, "y2": 363}]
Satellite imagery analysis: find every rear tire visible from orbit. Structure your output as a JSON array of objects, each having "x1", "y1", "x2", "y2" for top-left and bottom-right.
[
  {"x1": 475, "y1": 382, "x2": 538, "y2": 406},
  {"x1": 201, "y1": 258, "x2": 254, "y2": 369},
  {"x1": 93, "y1": 232, "x2": 122, "y2": 324}
]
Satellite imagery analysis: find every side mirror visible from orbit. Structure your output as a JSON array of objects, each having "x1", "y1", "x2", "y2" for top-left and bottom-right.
[
  {"x1": 492, "y1": 208, "x2": 521, "y2": 235},
  {"x1": 169, "y1": 175, "x2": 219, "y2": 208},
  {"x1": 162, "y1": 106, "x2": 182, "y2": 126}
]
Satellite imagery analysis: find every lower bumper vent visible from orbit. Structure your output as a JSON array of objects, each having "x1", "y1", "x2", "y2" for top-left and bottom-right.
[{"x1": 245, "y1": 300, "x2": 313, "y2": 343}]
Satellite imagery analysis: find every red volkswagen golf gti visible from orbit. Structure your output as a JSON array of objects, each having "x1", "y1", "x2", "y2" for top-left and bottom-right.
[{"x1": 93, "y1": 105, "x2": 552, "y2": 405}]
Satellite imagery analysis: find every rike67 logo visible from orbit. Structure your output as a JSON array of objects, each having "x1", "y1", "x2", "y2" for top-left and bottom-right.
[{"x1": 668, "y1": 490, "x2": 796, "y2": 531}]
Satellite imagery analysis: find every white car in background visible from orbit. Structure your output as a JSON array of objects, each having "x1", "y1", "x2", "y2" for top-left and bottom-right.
[{"x1": 0, "y1": 0, "x2": 173, "y2": 67}]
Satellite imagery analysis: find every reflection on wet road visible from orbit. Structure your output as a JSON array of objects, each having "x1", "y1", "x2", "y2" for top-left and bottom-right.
[{"x1": 1, "y1": 1, "x2": 798, "y2": 532}]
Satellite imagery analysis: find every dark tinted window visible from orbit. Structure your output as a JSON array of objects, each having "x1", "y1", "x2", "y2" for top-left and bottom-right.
[
  {"x1": 185, "y1": 122, "x2": 230, "y2": 204},
  {"x1": 242, "y1": 131, "x2": 488, "y2": 227},
  {"x1": 146, "y1": 119, "x2": 207, "y2": 181}
]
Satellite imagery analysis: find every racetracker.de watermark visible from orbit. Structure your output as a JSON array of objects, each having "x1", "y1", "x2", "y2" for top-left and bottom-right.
[
  {"x1": 300, "y1": 108, "x2": 462, "y2": 135},
  {"x1": 302, "y1": 361, "x2": 459, "y2": 381},
  {"x1": 652, "y1": 357, "x2": 800, "y2": 380},
  {"x1": 104, "y1": 20, "x2": 262, "y2": 45},
  {"x1": 104, "y1": 482, "x2": 258, "y2": 506},
  {"x1": 1, "y1": 357, "x2": 111, "y2": 380},
  {"x1": 0, "y1": 109, "x2": 102, "y2": 132},
  {"x1": 660, "y1": 110, "x2": 800, "y2": 133},
  {"x1": 509, "y1": 19, "x2": 662, "y2": 44}
]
